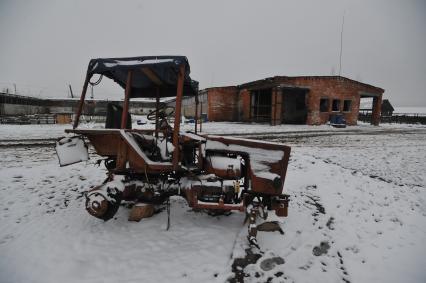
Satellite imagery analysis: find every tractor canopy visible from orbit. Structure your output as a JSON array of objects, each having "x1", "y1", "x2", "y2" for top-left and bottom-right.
[{"x1": 87, "y1": 56, "x2": 199, "y2": 98}]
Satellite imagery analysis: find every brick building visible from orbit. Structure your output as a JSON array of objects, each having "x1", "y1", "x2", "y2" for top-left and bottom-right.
[{"x1": 196, "y1": 76, "x2": 384, "y2": 126}]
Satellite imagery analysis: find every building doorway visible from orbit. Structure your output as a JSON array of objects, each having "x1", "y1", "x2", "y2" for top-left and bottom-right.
[
  {"x1": 250, "y1": 89, "x2": 272, "y2": 122},
  {"x1": 282, "y1": 89, "x2": 307, "y2": 124},
  {"x1": 359, "y1": 93, "x2": 382, "y2": 125}
]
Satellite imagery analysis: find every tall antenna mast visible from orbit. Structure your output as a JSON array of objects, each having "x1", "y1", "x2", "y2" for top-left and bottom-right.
[{"x1": 339, "y1": 11, "x2": 345, "y2": 76}]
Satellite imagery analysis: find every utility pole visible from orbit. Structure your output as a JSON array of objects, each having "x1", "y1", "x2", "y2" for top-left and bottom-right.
[
  {"x1": 68, "y1": 84, "x2": 74, "y2": 98},
  {"x1": 339, "y1": 11, "x2": 345, "y2": 76}
]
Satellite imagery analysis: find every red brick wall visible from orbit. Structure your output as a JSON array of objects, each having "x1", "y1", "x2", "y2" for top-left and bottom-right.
[
  {"x1": 274, "y1": 77, "x2": 383, "y2": 125},
  {"x1": 207, "y1": 87, "x2": 239, "y2": 121},
  {"x1": 239, "y1": 89, "x2": 251, "y2": 122}
]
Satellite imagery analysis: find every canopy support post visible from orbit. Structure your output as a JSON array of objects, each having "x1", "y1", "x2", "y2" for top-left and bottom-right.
[
  {"x1": 172, "y1": 64, "x2": 185, "y2": 170},
  {"x1": 73, "y1": 73, "x2": 92, "y2": 129},
  {"x1": 121, "y1": 70, "x2": 133, "y2": 129}
]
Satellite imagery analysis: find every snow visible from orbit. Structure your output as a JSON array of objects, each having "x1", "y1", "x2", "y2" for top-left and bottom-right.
[
  {"x1": 205, "y1": 139, "x2": 284, "y2": 180},
  {"x1": 208, "y1": 155, "x2": 241, "y2": 171},
  {"x1": 139, "y1": 58, "x2": 174, "y2": 65},
  {"x1": 156, "y1": 137, "x2": 174, "y2": 161},
  {"x1": 1, "y1": 117, "x2": 423, "y2": 142},
  {"x1": 0, "y1": 124, "x2": 71, "y2": 141},
  {"x1": 103, "y1": 58, "x2": 174, "y2": 68},
  {"x1": 393, "y1": 107, "x2": 426, "y2": 114},
  {"x1": 55, "y1": 136, "x2": 89, "y2": 166},
  {"x1": 230, "y1": 127, "x2": 426, "y2": 283},
  {"x1": 261, "y1": 150, "x2": 426, "y2": 283},
  {"x1": 255, "y1": 171, "x2": 281, "y2": 181},
  {"x1": 0, "y1": 123, "x2": 103, "y2": 141},
  {"x1": 0, "y1": 122, "x2": 426, "y2": 282},
  {"x1": 131, "y1": 132, "x2": 174, "y2": 161},
  {"x1": 121, "y1": 131, "x2": 172, "y2": 166},
  {"x1": 181, "y1": 131, "x2": 206, "y2": 141}
]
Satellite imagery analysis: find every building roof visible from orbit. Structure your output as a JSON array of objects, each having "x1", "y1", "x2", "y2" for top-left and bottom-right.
[
  {"x1": 238, "y1": 75, "x2": 384, "y2": 93},
  {"x1": 381, "y1": 99, "x2": 394, "y2": 112},
  {"x1": 200, "y1": 86, "x2": 238, "y2": 92}
]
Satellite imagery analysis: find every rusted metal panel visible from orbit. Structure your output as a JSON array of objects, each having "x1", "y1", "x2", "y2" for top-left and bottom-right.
[
  {"x1": 185, "y1": 187, "x2": 245, "y2": 212},
  {"x1": 125, "y1": 146, "x2": 174, "y2": 173},
  {"x1": 116, "y1": 139, "x2": 128, "y2": 170},
  {"x1": 87, "y1": 134, "x2": 121, "y2": 156},
  {"x1": 204, "y1": 135, "x2": 291, "y2": 196}
]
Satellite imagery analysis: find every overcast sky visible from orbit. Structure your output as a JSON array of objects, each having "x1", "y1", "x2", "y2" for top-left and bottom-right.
[{"x1": 0, "y1": 0, "x2": 425, "y2": 106}]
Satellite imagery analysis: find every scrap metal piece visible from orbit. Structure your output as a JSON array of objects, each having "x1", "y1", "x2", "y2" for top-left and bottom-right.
[{"x1": 85, "y1": 182, "x2": 123, "y2": 221}]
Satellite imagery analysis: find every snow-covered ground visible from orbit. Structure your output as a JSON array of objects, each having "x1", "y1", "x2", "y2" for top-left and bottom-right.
[
  {"x1": 0, "y1": 122, "x2": 425, "y2": 283},
  {"x1": 1, "y1": 118, "x2": 424, "y2": 141},
  {"x1": 255, "y1": 130, "x2": 426, "y2": 283},
  {"x1": 393, "y1": 106, "x2": 426, "y2": 114}
]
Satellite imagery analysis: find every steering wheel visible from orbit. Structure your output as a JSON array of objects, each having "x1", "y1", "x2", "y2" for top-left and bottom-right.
[{"x1": 147, "y1": 105, "x2": 175, "y2": 121}]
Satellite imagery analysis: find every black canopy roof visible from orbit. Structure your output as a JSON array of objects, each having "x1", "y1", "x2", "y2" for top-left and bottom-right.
[{"x1": 87, "y1": 56, "x2": 199, "y2": 98}]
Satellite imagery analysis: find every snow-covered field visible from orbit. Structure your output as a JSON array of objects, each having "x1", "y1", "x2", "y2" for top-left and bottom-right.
[
  {"x1": 0, "y1": 122, "x2": 425, "y2": 283},
  {"x1": 393, "y1": 106, "x2": 426, "y2": 114},
  {"x1": 1, "y1": 119, "x2": 424, "y2": 140}
]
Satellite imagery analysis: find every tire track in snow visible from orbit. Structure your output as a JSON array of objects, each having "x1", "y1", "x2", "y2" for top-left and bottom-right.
[{"x1": 311, "y1": 154, "x2": 425, "y2": 189}]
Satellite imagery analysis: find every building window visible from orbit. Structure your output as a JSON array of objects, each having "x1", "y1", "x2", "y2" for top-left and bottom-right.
[
  {"x1": 320, "y1": 98, "x2": 329, "y2": 112},
  {"x1": 343, "y1": 100, "x2": 352, "y2": 112},
  {"x1": 332, "y1": 99, "x2": 341, "y2": 112}
]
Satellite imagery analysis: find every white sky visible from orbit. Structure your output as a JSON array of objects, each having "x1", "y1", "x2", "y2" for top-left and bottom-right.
[{"x1": 0, "y1": 0, "x2": 425, "y2": 106}]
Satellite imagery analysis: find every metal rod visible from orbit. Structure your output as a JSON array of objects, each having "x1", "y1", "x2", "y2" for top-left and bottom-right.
[
  {"x1": 195, "y1": 92, "x2": 199, "y2": 134},
  {"x1": 200, "y1": 99, "x2": 203, "y2": 132},
  {"x1": 90, "y1": 85, "x2": 94, "y2": 99},
  {"x1": 172, "y1": 64, "x2": 185, "y2": 170},
  {"x1": 155, "y1": 87, "x2": 160, "y2": 138},
  {"x1": 270, "y1": 89, "x2": 274, "y2": 125},
  {"x1": 73, "y1": 73, "x2": 91, "y2": 129},
  {"x1": 339, "y1": 11, "x2": 345, "y2": 76},
  {"x1": 121, "y1": 70, "x2": 133, "y2": 129}
]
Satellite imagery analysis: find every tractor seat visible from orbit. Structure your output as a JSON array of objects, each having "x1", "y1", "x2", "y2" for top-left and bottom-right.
[{"x1": 132, "y1": 133, "x2": 174, "y2": 162}]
